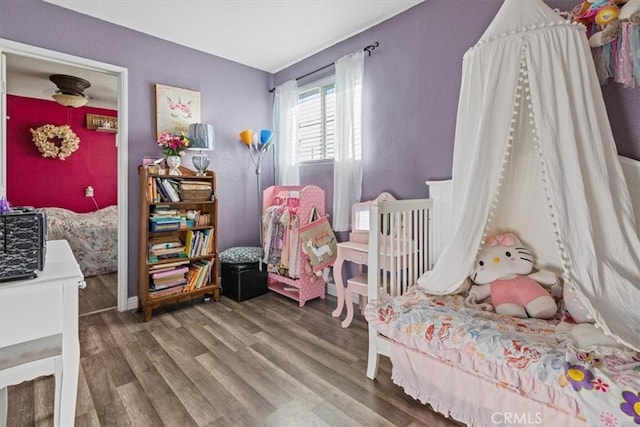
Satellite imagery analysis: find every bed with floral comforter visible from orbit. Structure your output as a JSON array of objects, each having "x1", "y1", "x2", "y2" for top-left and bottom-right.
[
  {"x1": 365, "y1": 287, "x2": 640, "y2": 427},
  {"x1": 46, "y1": 206, "x2": 118, "y2": 277}
]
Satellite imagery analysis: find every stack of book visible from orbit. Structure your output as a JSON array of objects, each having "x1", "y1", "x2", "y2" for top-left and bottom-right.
[
  {"x1": 148, "y1": 259, "x2": 190, "y2": 297},
  {"x1": 149, "y1": 205, "x2": 182, "y2": 232},
  {"x1": 148, "y1": 236, "x2": 186, "y2": 263},
  {"x1": 183, "y1": 259, "x2": 214, "y2": 292}
]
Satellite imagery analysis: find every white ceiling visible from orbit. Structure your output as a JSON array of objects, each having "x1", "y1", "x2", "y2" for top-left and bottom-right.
[
  {"x1": 7, "y1": 1, "x2": 422, "y2": 109},
  {"x1": 43, "y1": 0, "x2": 423, "y2": 73},
  {"x1": 5, "y1": 54, "x2": 118, "y2": 109}
]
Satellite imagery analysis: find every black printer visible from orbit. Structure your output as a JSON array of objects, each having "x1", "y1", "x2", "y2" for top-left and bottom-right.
[{"x1": 0, "y1": 207, "x2": 47, "y2": 282}]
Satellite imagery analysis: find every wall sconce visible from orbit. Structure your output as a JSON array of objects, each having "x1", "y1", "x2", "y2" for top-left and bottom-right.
[{"x1": 187, "y1": 123, "x2": 215, "y2": 176}]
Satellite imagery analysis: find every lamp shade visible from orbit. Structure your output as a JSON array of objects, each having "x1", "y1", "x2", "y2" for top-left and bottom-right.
[
  {"x1": 259, "y1": 129, "x2": 273, "y2": 146},
  {"x1": 239, "y1": 129, "x2": 254, "y2": 145},
  {"x1": 52, "y1": 93, "x2": 88, "y2": 108},
  {"x1": 187, "y1": 123, "x2": 215, "y2": 151}
]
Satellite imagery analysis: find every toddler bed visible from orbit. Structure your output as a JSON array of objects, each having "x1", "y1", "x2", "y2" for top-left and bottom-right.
[
  {"x1": 364, "y1": 179, "x2": 640, "y2": 427},
  {"x1": 45, "y1": 205, "x2": 118, "y2": 277}
]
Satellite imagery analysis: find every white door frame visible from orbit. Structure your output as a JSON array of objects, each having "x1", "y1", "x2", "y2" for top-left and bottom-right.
[{"x1": 0, "y1": 38, "x2": 129, "y2": 312}]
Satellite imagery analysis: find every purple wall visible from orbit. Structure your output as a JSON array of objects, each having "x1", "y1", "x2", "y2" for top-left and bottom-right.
[
  {"x1": 0, "y1": 0, "x2": 273, "y2": 297},
  {"x1": 2, "y1": 0, "x2": 638, "y2": 299},
  {"x1": 274, "y1": 0, "x2": 640, "y2": 207}
]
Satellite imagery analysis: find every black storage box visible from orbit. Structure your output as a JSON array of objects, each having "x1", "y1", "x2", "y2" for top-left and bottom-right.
[
  {"x1": 0, "y1": 208, "x2": 47, "y2": 282},
  {"x1": 221, "y1": 262, "x2": 268, "y2": 302}
]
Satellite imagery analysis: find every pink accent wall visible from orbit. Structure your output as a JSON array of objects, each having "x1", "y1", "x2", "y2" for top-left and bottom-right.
[{"x1": 6, "y1": 95, "x2": 117, "y2": 213}]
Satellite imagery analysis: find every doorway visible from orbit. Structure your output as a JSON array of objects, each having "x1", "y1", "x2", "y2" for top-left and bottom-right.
[{"x1": 0, "y1": 39, "x2": 129, "y2": 312}]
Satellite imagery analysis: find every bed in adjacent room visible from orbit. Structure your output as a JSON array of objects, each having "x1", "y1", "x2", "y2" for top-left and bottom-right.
[{"x1": 45, "y1": 205, "x2": 118, "y2": 277}]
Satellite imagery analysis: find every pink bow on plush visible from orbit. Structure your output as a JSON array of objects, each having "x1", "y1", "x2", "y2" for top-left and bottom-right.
[{"x1": 486, "y1": 233, "x2": 515, "y2": 247}]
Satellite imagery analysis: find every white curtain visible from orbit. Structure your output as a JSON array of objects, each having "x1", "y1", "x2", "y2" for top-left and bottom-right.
[
  {"x1": 333, "y1": 50, "x2": 364, "y2": 232},
  {"x1": 274, "y1": 79, "x2": 299, "y2": 185}
]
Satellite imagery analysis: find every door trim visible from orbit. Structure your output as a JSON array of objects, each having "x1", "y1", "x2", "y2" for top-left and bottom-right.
[{"x1": 0, "y1": 38, "x2": 129, "y2": 312}]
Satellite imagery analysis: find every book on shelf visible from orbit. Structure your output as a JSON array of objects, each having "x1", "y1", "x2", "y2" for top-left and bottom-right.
[
  {"x1": 184, "y1": 228, "x2": 214, "y2": 258},
  {"x1": 148, "y1": 259, "x2": 190, "y2": 271},
  {"x1": 150, "y1": 247, "x2": 186, "y2": 257},
  {"x1": 154, "y1": 177, "x2": 170, "y2": 202},
  {"x1": 150, "y1": 215, "x2": 181, "y2": 222},
  {"x1": 148, "y1": 236, "x2": 187, "y2": 263},
  {"x1": 148, "y1": 284, "x2": 187, "y2": 298},
  {"x1": 149, "y1": 236, "x2": 183, "y2": 250},
  {"x1": 183, "y1": 259, "x2": 213, "y2": 292},
  {"x1": 152, "y1": 205, "x2": 179, "y2": 215},
  {"x1": 149, "y1": 252, "x2": 187, "y2": 264},
  {"x1": 162, "y1": 179, "x2": 181, "y2": 202},
  {"x1": 180, "y1": 181, "x2": 212, "y2": 191},
  {"x1": 151, "y1": 266, "x2": 189, "y2": 279},
  {"x1": 147, "y1": 177, "x2": 155, "y2": 203},
  {"x1": 149, "y1": 220, "x2": 181, "y2": 232},
  {"x1": 151, "y1": 276, "x2": 187, "y2": 290}
]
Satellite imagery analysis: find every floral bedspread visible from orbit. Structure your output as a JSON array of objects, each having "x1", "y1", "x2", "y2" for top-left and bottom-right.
[
  {"x1": 564, "y1": 349, "x2": 640, "y2": 426},
  {"x1": 365, "y1": 287, "x2": 640, "y2": 425},
  {"x1": 46, "y1": 206, "x2": 118, "y2": 277}
]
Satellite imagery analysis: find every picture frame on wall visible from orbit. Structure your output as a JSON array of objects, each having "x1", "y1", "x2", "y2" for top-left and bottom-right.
[{"x1": 155, "y1": 84, "x2": 201, "y2": 137}]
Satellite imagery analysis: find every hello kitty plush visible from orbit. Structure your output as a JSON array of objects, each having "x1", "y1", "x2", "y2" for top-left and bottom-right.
[{"x1": 465, "y1": 233, "x2": 558, "y2": 319}]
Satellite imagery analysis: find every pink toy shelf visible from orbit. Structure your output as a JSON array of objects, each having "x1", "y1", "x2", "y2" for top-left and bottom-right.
[{"x1": 263, "y1": 185, "x2": 326, "y2": 307}]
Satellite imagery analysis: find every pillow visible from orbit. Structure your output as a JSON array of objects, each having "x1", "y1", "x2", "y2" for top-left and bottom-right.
[
  {"x1": 570, "y1": 323, "x2": 630, "y2": 352},
  {"x1": 563, "y1": 282, "x2": 594, "y2": 324},
  {"x1": 220, "y1": 246, "x2": 263, "y2": 264}
]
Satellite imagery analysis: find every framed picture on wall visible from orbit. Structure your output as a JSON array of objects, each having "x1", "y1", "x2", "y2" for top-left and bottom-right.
[{"x1": 155, "y1": 84, "x2": 201, "y2": 137}]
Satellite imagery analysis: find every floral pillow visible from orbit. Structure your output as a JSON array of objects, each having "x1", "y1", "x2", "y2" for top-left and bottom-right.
[{"x1": 220, "y1": 246, "x2": 263, "y2": 264}]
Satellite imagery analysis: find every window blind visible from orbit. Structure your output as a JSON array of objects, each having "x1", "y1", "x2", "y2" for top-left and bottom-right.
[{"x1": 297, "y1": 82, "x2": 335, "y2": 162}]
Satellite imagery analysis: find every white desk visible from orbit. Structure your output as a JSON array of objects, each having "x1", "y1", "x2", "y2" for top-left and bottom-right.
[{"x1": 0, "y1": 240, "x2": 84, "y2": 427}]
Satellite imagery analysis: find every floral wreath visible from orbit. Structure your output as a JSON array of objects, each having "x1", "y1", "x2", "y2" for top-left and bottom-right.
[{"x1": 30, "y1": 124, "x2": 80, "y2": 160}]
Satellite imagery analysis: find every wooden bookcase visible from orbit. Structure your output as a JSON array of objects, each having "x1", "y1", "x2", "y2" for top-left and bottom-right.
[{"x1": 137, "y1": 165, "x2": 219, "y2": 321}]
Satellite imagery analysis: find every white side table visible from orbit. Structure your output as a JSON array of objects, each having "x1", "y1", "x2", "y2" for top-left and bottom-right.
[{"x1": 0, "y1": 240, "x2": 84, "y2": 427}]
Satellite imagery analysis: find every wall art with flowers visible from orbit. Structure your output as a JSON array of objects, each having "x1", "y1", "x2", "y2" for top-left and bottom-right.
[{"x1": 155, "y1": 84, "x2": 201, "y2": 137}]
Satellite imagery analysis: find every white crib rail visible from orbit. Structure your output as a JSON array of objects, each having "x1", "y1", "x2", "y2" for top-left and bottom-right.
[
  {"x1": 367, "y1": 198, "x2": 432, "y2": 379},
  {"x1": 367, "y1": 198, "x2": 433, "y2": 301}
]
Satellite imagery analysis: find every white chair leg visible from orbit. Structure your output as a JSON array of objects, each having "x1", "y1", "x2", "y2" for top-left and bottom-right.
[
  {"x1": 53, "y1": 357, "x2": 63, "y2": 427},
  {"x1": 58, "y1": 348, "x2": 79, "y2": 427},
  {"x1": 0, "y1": 387, "x2": 7, "y2": 427},
  {"x1": 366, "y1": 327, "x2": 380, "y2": 380}
]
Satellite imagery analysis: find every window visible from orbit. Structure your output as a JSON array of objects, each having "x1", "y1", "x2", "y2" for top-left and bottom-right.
[{"x1": 297, "y1": 80, "x2": 335, "y2": 162}]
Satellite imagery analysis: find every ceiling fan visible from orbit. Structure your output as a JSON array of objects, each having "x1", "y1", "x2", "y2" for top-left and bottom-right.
[{"x1": 49, "y1": 74, "x2": 91, "y2": 108}]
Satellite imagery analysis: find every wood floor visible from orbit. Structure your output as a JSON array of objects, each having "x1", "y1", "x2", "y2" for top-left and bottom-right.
[
  {"x1": 6, "y1": 293, "x2": 460, "y2": 427},
  {"x1": 79, "y1": 273, "x2": 118, "y2": 316}
]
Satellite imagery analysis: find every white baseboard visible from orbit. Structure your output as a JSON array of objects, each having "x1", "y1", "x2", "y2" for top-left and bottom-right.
[
  {"x1": 124, "y1": 285, "x2": 359, "y2": 313},
  {"x1": 126, "y1": 296, "x2": 138, "y2": 311},
  {"x1": 326, "y1": 282, "x2": 338, "y2": 297},
  {"x1": 326, "y1": 282, "x2": 364, "y2": 306}
]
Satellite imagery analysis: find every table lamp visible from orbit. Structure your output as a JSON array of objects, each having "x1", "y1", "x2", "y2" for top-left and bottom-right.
[{"x1": 187, "y1": 123, "x2": 215, "y2": 176}]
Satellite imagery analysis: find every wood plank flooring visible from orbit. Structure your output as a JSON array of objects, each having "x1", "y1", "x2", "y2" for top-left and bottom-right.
[
  {"x1": 6, "y1": 293, "x2": 460, "y2": 427},
  {"x1": 79, "y1": 273, "x2": 118, "y2": 316}
]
